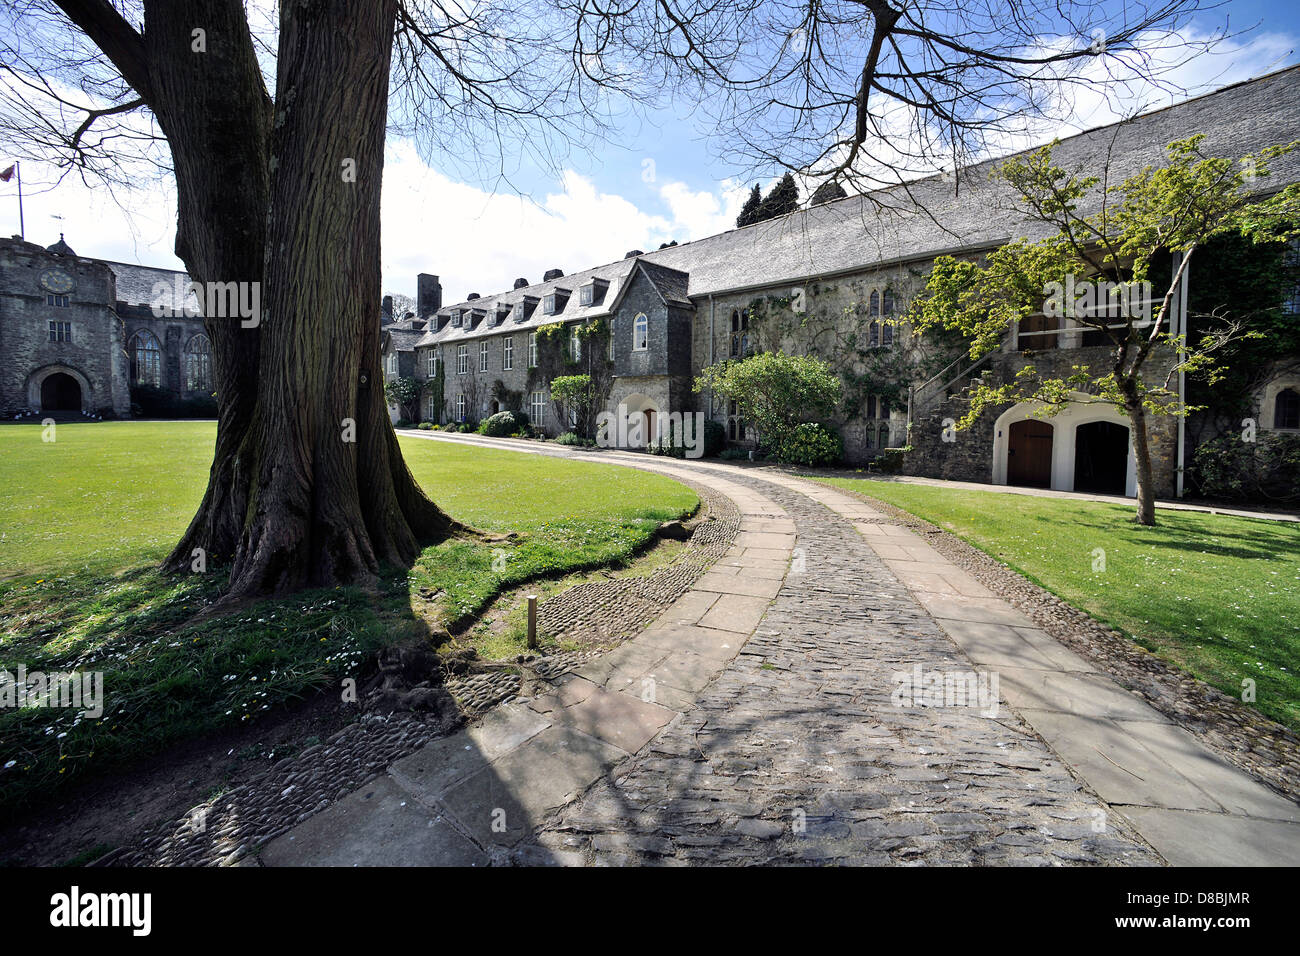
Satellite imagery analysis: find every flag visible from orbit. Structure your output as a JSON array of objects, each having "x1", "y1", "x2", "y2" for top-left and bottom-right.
[{"x1": 0, "y1": 164, "x2": 14, "y2": 182}]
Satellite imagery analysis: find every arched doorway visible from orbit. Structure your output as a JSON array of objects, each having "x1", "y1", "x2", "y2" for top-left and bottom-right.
[
  {"x1": 1074, "y1": 421, "x2": 1130, "y2": 495},
  {"x1": 1007, "y1": 419, "x2": 1054, "y2": 487},
  {"x1": 41, "y1": 372, "x2": 82, "y2": 412}
]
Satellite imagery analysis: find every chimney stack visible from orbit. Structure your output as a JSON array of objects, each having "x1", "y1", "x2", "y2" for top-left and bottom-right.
[
  {"x1": 543, "y1": 268, "x2": 564, "y2": 282},
  {"x1": 513, "y1": 277, "x2": 529, "y2": 290},
  {"x1": 417, "y1": 273, "x2": 442, "y2": 319},
  {"x1": 381, "y1": 295, "x2": 393, "y2": 324}
]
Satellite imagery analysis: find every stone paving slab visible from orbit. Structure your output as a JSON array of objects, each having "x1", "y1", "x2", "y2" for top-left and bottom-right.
[
  {"x1": 693, "y1": 571, "x2": 783, "y2": 598},
  {"x1": 439, "y1": 725, "x2": 629, "y2": 847},
  {"x1": 1116, "y1": 807, "x2": 1300, "y2": 866},
  {"x1": 550, "y1": 685, "x2": 676, "y2": 752},
  {"x1": 698, "y1": 593, "x2": 773, "y2": 633},
  {"x1": 632, "y1": 624, "x2": 747, "y2": 662},
  {"x1": 391, "y1": 703, "x2": 551, "y2": 799},
  {"x1": 999, "y1": 667, "x2": 1169, "y2": 722},
  {"x1": 261, "y1": 776, "x2": 487, "y2": 867}
]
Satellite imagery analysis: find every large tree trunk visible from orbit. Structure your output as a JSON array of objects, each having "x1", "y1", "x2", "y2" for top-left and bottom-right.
[
  {"x1": 218, "y1": 0, "x2": 457, "y2": 599},
  {"x1": 106, "y1": 0, "x2": 460, "y2": 593},
  {"x1": 142, "y1": 0, "x2": 272, "y2": 570}
]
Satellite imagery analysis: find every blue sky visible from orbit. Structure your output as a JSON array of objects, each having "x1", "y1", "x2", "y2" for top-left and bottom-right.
[{"x1": 4, "y1": 1, "x2": 1298, "y2": 304}]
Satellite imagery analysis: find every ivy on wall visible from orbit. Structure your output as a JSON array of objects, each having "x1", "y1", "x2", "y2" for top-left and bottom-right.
[{"x1": 740, "y1": 281, "x2": 964, "y2": 424}]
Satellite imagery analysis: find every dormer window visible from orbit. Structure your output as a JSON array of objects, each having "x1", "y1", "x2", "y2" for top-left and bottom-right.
[
  {"x1": 451, "y1": 310, "x2": 462, "y2": 328},
  {"x1": 579, "y1": 279, "x2": 608, "y2": 307},
  {"x1": 544, "y1": 289, "x2": 570, "y2": 315}
]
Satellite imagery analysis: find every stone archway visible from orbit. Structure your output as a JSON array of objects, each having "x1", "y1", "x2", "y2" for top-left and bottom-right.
[
  {"x1": 41, "y1": 373, "x2": 82, "y2": 412},
  {"x1": 1073, "y1": 420, "x2": 1130, "y2": 495},
  {"x1": 992, "y1": 397, "x2": 1137, "y2": 496},
  {"x1": 26, "y1": 365, "x2": 92, "y2": 414}
]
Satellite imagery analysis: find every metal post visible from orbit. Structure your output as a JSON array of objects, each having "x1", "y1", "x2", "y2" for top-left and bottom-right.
[{"x1": 1174, "y1": 252, "x2": 1189, "y2": 499}]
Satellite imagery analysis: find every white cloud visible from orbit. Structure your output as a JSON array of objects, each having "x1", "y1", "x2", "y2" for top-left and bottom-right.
[{"x1": 379, "y1": 142, "x2": 749, "y2": 301}]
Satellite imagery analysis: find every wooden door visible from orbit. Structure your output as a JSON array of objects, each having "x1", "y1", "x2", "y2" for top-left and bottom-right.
[{"x1": 1007, "y1": 419, "x2": 1053, "y2": 487}]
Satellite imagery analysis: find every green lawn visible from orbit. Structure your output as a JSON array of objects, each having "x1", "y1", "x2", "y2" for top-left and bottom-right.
[
  {"x1": 0, "y1": 421, "x2": 696, "y2": 811},
  {"x1": 814, "y1": 477, "x2": 1300, "y2": 731}
]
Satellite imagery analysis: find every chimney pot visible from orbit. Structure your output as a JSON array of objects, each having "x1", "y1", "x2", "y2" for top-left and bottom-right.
[
  {"x1": 513, "y1": 277, "x2": 529, "y2": 289},
  {"x1": 543, "y1": 268, "x2": 564, "y2": 281}
]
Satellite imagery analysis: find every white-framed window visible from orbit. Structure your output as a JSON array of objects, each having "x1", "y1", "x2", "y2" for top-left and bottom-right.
[
  {"x1": 47, "y1": 293, "x2": 69, "y2": 308},
  {"x1": 479, "y1": 340, "x2": 489, "y2": 372},
  {"x1": 386, "y1": 352, "x2": 398, "y2": 376},
  {"x1": 580, "y1": 283, "x2": 594, "y2": 306},
  {"x1": 569, "y1": 326, "x2": 581, "y2": 362},
  {"x1": 530, "y1": 390, "x2": 546, "y2": 425},
  {"x1": 528, "y1": 332, "x2": 538, "y2": 368},
  {"x1": 633, "y1": 312, "x2": 648, "y2": 351},
  {"x1": 456, "y1": 343, "x2": 469, "y2": 374},
  {"x1": 48, "y1": 320, "x2": 72, "y2": 343},
  {"x1": 185, "y1": 333, "x2": 211, "y2": 390},
  {"x1": 503, "y1": 336, "x2": 514, "y2": 370},
  {"x1": 456, "y1": 394, "x2": 466, "y2": 421},
  {"x1": 543, "y1": 293, "x2": 558, "y2": 315},
  {"x1": 608, "y1": 331, "x2": 615, "y2": 361},
  {"x1": 427, "y1": 349, "x2": 440, "y2": 376}
]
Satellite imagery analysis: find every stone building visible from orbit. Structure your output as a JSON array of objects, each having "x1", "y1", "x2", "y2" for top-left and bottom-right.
[
  {"x1": 403, "y1": 65, "x2": 1300, "y2": 498},
  {"x1": 0, "y1": 234, "x2": 203, "y2": 418}
]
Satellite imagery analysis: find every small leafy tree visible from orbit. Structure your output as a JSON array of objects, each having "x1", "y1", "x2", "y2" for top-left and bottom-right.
[
  {"x1": 696, "y1": 352, "x2": 842, "y2": 452},
  {"x1": 550, "y1": 374, "x2": 597, "y2": 438},
  {"x1": 909, "y1": 135, "x2": 1300, "y2": 525},
  {"x1": 384, "y1": 376, "x2": 422, "y2": 424}
]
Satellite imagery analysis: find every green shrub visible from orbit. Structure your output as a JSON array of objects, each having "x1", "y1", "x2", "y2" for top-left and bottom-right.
[
  {"x1": 873, "y1": 447, "x2": 905, "y2": 474},
  {"x1": 703, "y1": 419, "x2": 726, "y2": 457},
  {"x1": 129, "y1": 384, "x2": 217, "y2": 419},
  {"x1": 395, "y1": 418, "x2": 412, "y2": 428},
  {"x1": 478, "y1": 410, "x2": 529, "y2": 437},
  {"x1": 773, "y1": 422, "x2": 843, "y2": 467},
  {"x1": 417, "y1": 422, "x2": 434, "y2": 430},
  {"x1": 555, "y1": 431, "x2": 594, "y2": 447},
  {"x1": 1192, "y1": 433, "x2": 1300, "y2": 502},
  {"x1": 719, "y1": 447, "x2": 751, "y2": 461}
]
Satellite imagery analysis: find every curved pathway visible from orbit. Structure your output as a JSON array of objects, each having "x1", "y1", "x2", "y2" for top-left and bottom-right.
[{"x1": 260, "y1": 433, "x2": 1299, "y2": 866}]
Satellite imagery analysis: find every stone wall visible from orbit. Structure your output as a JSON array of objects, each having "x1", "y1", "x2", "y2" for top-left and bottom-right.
[{"x1": 0, "y1": 239, "x2": 129, "y2": 417}]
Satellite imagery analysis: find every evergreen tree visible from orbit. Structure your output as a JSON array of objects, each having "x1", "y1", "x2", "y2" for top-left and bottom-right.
[
  {"x1": 736, "y1": 183, "x2": 763, "y2": 227},
  {"x1": 756, "y1": 173, "x2": 800, "y2": 221},
  {"x1": 810, "y1": 180, "x2": 848, "y2": 206}
]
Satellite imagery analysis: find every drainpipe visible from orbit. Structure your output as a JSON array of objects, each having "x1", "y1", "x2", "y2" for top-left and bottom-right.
[
  {"x1": 708, "y1": 293, "x2": 715, "y2": 418},
  {"x1": 1175, "y1": 251, "x2": 1189, "y2": 498}
]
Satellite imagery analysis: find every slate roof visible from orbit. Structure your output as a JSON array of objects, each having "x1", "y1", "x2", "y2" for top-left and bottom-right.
[
  {"x1": 103, "y1": 259, "x2": 197, "y2": 315},
  {"x1": 383, "y1": 317, "x2": 429, "y2": 352},
  {"x1": 416, "y1": 63, "x2": 1300, "y2": 351}
]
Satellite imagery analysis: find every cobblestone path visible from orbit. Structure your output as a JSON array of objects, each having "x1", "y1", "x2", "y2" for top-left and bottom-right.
[{"x1": 530, "y1": 472, "x2": 1161, "y2": 865}]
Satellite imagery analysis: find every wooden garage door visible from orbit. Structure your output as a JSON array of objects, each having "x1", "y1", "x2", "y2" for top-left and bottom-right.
[{"x1": 1007, "y1": 419, "x2": 1054, "y2": 488}]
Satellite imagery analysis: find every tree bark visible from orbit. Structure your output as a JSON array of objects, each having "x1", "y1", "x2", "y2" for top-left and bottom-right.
[
  {"x1": 1124, "y1": 388, "x2": 1158, "y2": 526},
  {"x1": 87, "y1": 0, "x2": 462, "y2": 593},
  {"x1": 217, "y1": 0, "x2": 457, "y2": 599}
]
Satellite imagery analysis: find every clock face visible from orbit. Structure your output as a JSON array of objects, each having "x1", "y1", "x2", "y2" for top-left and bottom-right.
[{"x1": 39, "y1": 268, "x2": 75, "y2": 295}]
